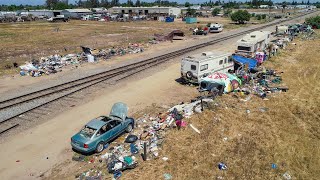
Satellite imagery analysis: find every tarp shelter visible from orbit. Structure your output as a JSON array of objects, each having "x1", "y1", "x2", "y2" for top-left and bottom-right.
[
  {"x1": 186, "y1": 17, "x2": 197, "y2": 24},
  {"x1": 200, "y1": 72, "x2": 241, "y2": 93},
  {"x1": 232, "y1": 55, "x2": 257, "y2": 70},
  {"x1": 165, "y1": 17, "x2": 174, "y2": 22}
]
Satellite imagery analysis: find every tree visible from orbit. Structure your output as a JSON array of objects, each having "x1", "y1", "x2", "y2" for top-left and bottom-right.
[
  {"x1": 46, "y1": 0, "x2": 59, "y2": 9},
  {"x1": 126, "y1": 0, "x2": 134, "y2": 7},
  {"x1": 212, "y1": 8, "x2": 220, "y2": 16},
  {"x1": 54, "y1": 2, "x2": 69, "y2": 9},
  {"x1": 223, "y1": 8, "x2": 232, "y2": 17},
  {"x1": 230, "y1": 10, "x2": 250, "y2": 24},
  {"x1": 185, "y1": 2, "x2": 191, "y2": 7},
  {"x1": 135, "y1": 0, "x2": 141, "y2": 7},
  {"x1": 281, "y1": 1, "x2": 287, "y2": 13},
  {"x1": 186, "y1": 7, "x2": 196, "y2": 17}
]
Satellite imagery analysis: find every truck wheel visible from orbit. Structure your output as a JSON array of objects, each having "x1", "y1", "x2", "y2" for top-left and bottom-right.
[
  {"x1": 126, "y1": 124, "x2": 133, "y2": 133},
  {"x1": 96, "y1": 142, "x2": 104, "y2": 153},
  {"x1": 186, "y1": 71, "x2": 193, "y2": 80}
]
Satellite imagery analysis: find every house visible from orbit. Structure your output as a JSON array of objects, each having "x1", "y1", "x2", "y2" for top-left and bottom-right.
[{"x1": 61, "y1": 9, "x2": 92, "y2": 19}]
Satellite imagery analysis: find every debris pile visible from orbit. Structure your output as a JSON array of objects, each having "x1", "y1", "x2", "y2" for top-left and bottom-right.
[
  {"x1": 74, "y1": 99, "x2": 214, "y2": 179},
  {"x1": 18, "y1": 43, "x2": 146, "y2": 78}
]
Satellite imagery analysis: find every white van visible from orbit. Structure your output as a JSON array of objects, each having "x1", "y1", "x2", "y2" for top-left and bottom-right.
[
  {"x1": 181, "y1": 51, "x2": 233, "y2": 83},
  {"x1": 235, "y1": 31, "x2": 271, "y2": 57}
]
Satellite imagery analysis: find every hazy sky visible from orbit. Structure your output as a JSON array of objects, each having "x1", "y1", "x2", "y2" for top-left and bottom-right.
[{"x1": 0, "y1": 0, "x2": 318, "y2": 6}]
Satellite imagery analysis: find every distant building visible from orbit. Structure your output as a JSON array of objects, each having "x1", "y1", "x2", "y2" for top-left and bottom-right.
[
  {"x1": 108, "y1": 7, "x2": 181, "y2": 17},
  {"x1": 295, "y1": 5, "x2": 308, "y2": 9},
  {"x1": 92, "y1": 7, "x2": 108, "y2": 14},
  {"x1": 61, "y1": 9, "x2": 92, "y2": 18},
  {"x1": 19, "y1": 10, "x2": 53, "y2": 17},
  {"x1": 259, "y1": 5, "x2": 269, "y2": 9}
]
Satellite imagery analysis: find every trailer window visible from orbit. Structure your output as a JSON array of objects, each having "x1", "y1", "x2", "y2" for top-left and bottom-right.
[
  {"x1": 200, "y1": 64, "x2": 208, "y2": 71},
  {"x1": 237, "y1": 46, "x2": 251, "y2": 51},
  {"x1": 191, "y1": 65, "x2": 196, "y2": 71},
  {"x1": 224, "y1": 58, "x2": 227, "y2": 64},
  {"x1": 219, "y1": 60, "x2": 223, "y2": 65}
]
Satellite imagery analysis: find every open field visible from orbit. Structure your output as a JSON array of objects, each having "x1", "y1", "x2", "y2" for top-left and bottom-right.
[
  {"x1": 0, "y1": 16, "x2": 259, "y2": 76},
  {"x1": 44, "y1": 32, "x2": 320, "y2": 179}
]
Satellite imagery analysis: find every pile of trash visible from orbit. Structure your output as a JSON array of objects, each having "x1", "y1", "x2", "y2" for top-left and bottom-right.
[
  {"x1": 18, "y1": 43, "x2": 146, "y2": 78},
  {"x1": 19, "y1": 54, "x2": 80, "y2": 77},
  {"x1": 74, "y1": 98, "x2": 213, "y2": 179},
  {"x1": 233, "y1": 67, "x2": 287, "y2": 100},
  {"x1": 199, "y1": 68, "x2": 287, "y2": 101}
]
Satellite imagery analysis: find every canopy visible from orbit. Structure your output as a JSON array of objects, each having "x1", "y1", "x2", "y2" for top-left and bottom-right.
[{"x1": 232, "y1": 55, "x2": 257, "y2": 70}]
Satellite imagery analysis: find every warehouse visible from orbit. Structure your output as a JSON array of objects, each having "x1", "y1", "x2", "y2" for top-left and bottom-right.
[
  {"x1": 108, "y1": 7, "x2": 181, "y2": 17},
  {"x1": 61, "y1": 9, "x2": 92, "y2": 19}
]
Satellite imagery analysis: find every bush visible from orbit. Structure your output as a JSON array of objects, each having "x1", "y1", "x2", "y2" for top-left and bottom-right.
[
  {"x1": 256, "y1": 14, "x2": 262, "y2": 20},
  {"x1": 230, "y1": 10, "x2": 251, "y2": 24},
  {"x1": 251, "y1": 13, "x2": 255, "y2": 17},
  {"x1": 212, "y1": 8, "x2": 220, "y2": 16},
  {"x1": 261, "y1": 14, "x2": 266, "y2": 19},
  {"x1": 306, "y1": 15, "x2": 320, "y2": 29},
  {"x1": 223, "y1": 8, "x2": 232, "y2": 17}
]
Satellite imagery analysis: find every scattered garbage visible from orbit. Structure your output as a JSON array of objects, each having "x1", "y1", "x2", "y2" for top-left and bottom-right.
[
  {"x1": 125, "y1": 135, "x2": 138, "y2": 143},
  {"x1": 162, "y1": 157, "x2": 169, "y2": 161},
  {"x1": 113, "y1": 171, "x2": 122, "y2": 179},
  {"x1": 271, "y1": 163, "x2": 277, "y2": 169},
  {"x1": 189, "y1": 124, "x2": 201, "y2": 134},
  {"x1": 218, "y1": 162, "x2": 227, "y2": 170},
  {"x1": 283, "y1": 172, "x2": 292, "y2": 180},
  {"x1": 163, "y1": 173, "x2": 172, "y2": 180},
  {"x1": 18, "y1": 42, "x2": 149, "y2": 78}
]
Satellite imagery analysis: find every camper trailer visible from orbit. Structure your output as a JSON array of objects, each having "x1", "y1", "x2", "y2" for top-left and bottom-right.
[
  {"x1": 181, "y1": 51, "x2": 233, "y2": 84},
  {"x1": 209, "y1": 23, "x2": 223, "y2": 33},
  {"x1": 235, "y1": 31, "x2": 271, "y2": 58}
]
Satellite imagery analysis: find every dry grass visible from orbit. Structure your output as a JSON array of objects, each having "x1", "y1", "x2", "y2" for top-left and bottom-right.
[
  {"x1": 0, "y1": 17, "x2": 235, "y2": 76},
  {"x1": 119, "y1": 33, "x2": 320, "y2": 179}
]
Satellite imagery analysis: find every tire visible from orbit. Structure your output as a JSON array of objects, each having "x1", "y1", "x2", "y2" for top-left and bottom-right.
[
  {"x1": 186, "y1": 71, "x2": 193, "y2": 80},
  {"x1": 95, "y1": 142, "x2": 104, "y2": 153},
  {"x1": 126, "y1": 123, "x2": 133, "y2": 133}
]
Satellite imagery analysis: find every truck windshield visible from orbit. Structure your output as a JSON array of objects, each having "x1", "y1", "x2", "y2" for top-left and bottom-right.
[
  {"x1": 80, "y1": 126, "x2": 97, "y2": 138},
  {"x1": 237, "y1": 46, "x2": 251, "y2": 51}
]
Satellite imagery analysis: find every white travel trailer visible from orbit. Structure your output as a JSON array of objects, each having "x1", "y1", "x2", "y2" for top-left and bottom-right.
[
  {"x1": 235, "y1": 31, "x2": 271, "y2": 57},
  {"x1": 209, "y1": 23, "x2": 223, "y2": 33},
  {"x1": 181, "y1": 51, "x2": 233, "y2": 83}
]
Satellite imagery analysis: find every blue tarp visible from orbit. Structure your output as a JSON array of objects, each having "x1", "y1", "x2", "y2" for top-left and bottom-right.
[
  {"x1": 232, "y1": 55, "x2": 257, "y2": 70},
  {"x1": 165, "y1": 17, "x2": 174, "y2": 22}
]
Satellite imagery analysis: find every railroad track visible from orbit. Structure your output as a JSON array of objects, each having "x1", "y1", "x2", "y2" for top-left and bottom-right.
[{"x1": 0, "y1": 11, "x2": 316, "y2": 135}]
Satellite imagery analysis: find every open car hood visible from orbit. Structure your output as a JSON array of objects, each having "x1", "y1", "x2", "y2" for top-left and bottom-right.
[{"x1": 109, "y1": 102, "x2": 128, "y2": 121}]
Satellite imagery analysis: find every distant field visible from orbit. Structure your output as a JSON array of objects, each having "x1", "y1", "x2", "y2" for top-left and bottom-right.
[{"x1": 0, "y1": 16, "x2": 253, "y2": 76}]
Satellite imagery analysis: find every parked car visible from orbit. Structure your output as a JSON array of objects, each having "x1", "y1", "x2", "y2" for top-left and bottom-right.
[
  {"x1": 193, "y1": 28, "x2": 208, "y2": 35},
  {"x1": 71, "y1": 102, "x2": 134, "y2": 154},
  {"x1": 209, "y1": 23, "x2": 223, "y2": 33}
]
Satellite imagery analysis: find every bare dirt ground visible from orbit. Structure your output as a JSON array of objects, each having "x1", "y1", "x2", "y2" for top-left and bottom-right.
[{"x1": 0, "y1": 17, "x2": 237, "y2": 75}]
